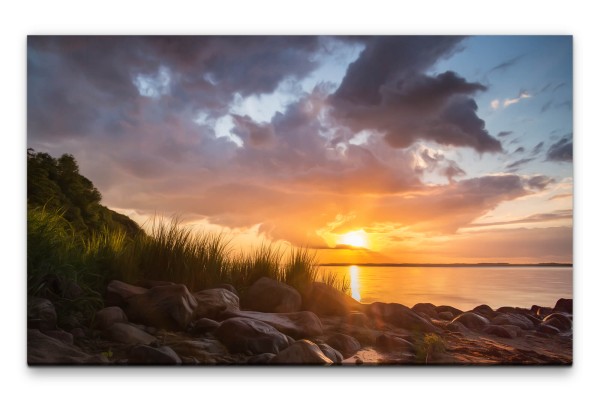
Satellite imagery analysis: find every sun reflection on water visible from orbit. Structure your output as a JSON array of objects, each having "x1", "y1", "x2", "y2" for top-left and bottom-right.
[{"x1": 349, "y1": 265, "x2": 361, "y2": 301}]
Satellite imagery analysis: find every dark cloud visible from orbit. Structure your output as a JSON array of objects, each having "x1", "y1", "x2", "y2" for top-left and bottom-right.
[
  {"x1": 513, "y1": 147, "x2": 525, "y2": 154},
  {"x1": 442, "y1": 160, "x2": 466, "y2": 183},
  {"x1": 546, "y1": 136, "x2": 573, "y2": 162},
  {"x1": 541, "y1": 100, "x2": 553, "y2": 113},
  {"x1": 497, "y1": 131, "x2": 513, "y2": 138},
  {"x1": 232, "y1": 115, "x2": 275, "y2": 148},
  {"x1": 526, "y1": 175, "x2": 555, "y2": 190},
  {"x1": 531, "y1": 141, "x2": 544, "y2": 156},
  {"x1": 329, "y1": 36, "x2": 501, "y2": 153},
  {"x1": 468, "y1": 209, "x2": 571, "y2": 228},
  {"x1": 487, "y1": 55, "x2": 523, "y2": 74},
  {"x1": 506, "y1": 158, "x2": 535, "y2": 170}
]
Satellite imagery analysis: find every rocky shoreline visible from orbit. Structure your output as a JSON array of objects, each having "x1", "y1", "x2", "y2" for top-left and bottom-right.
[{"x1": 27, "y1": 277, "x2": 573, "y2": 365}]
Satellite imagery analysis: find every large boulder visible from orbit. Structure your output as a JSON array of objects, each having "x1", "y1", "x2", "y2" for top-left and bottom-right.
[
  {"x1": 126, "y1": 284, "x2": 198, "y2": 330},
  {"x1": 375, "y1": 333, "x2": 414, "y2": 352},
  {"x1": 220, "y1": 309, "x2": 323, "y2": 338},
  {"x1": 326, "y1": 333, "x2": 361, "y2": 358},
  {"x1": 215, "y1": 317, "x2": 291, "y2": 355},
  {"x1": 270, "y1": 340, "x2": 333, "y2": 365},
  {"x1": 128, "y1": 345, "x2": 182, "y2": 365},
  {"x1": 471, "y1": 304, "x2": 497, "y2": 320},
  {"x1": 92, "y1": 306, "x2": 128, "y2": 330},
  {"x1": 27, "y1": 298, "x2": 57, "y2": 330},
  {"x1": 105, "y1": 280, "x2": 148, "y2": 307},
  {"x1": 242, "y1": 277, "x2": 302, "y2": 313},
  {"x1": 435, "y1": 305, "x2": 463, "y2": 318},
  {"x1": 531, "y1": 305, "x2": 554, "y2": 319},
  {"x1": 28, "y1": 329, "x2": 107, "y2": 365},
  {"x1": 491, "y1": 313, "x2": 535, "y2": 330},
  {"x1": 542, "y1": 313, "x2": 572, "y2": 331},
  {"x1": 193, "y1": 288, "x2": 240, "y2": 320},
  {"x1": 450, "y1": 312, "x2": 490, "y2": 331},
  {"x1": 367, "y1": 302, "x2": 442, "y2": 333},
  {"x1": 483, "y1": 324, "x2": 519, "y2": 339},
  {"x1": 302, "y1": 282, "x2": 363, "y2": 316},
  {"x1": 102, "y1": 322, "x2": 157, "y2": 345},
  {"x1": 553, "y1": 298, "x2": 573, "y2": 314},
  {"x1": 412, "y1": 303, "x2": 438, "y2": 319}
]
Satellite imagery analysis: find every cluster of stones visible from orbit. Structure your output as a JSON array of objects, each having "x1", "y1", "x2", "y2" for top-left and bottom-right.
[{"x1": 27, "y1": 276, "x2": 572, "y2": 365}]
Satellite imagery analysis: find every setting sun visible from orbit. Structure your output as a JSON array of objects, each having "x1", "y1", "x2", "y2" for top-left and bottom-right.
[{"x1": 338, "y1": 230, "x2": 369, "y2": 248}]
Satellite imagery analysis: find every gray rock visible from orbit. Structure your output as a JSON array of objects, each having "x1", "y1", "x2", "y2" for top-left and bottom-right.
[
  {"x1": 220, "y1": 309, "x2": 323, "y2": 338},
  {"x1": 102, "y1": 322, "x2": 158, "y2": 345},
  {"x1": 451, "y1": 312, "x2": 490, "y2": 331},
  {"x1": 126, "y1": 284, "x2": 198, "y2": 330},
  {"x1": 242, "y1": 277, "x2": 301, "y2": 313},
  {"x1": 128, "y1": 345, "x2": 182, "y2": 365},
  {"x1": 367, "y1": 302, "x2": 442, "y2": 333},
  {"x1": 302, "y1": 282, "x2": 363, "y2": 316},
  {"x1": 92, "y1": 306, "x2": 128, "y2": 330},
  {"x1": 28, "y1": 298, "x2": 57, "y2": 330},
  {"x1": 491, "y1": 313, "x2": 534, "y2": 330},
  {"x1": 193, "y1": 288, "x2": 240, "y2": 320},
  {"x1": 326, "y1": 333, "x2": 361, "y2": 358},
  {"x1": 215, "y1": 317, "x2": 291, "y2": 355},
  {"x1": 318, "y1": 343, "x2": 343, "y2": 364},
  {"x1": 105, "y1": 280, "x2": 148, "y2": 307},
  {"x1": 28, "y1": 329, "x2": 107, "y2": 365},
  {"x1": 270, "y1": 340, "x2": 333, "y2": 365}
]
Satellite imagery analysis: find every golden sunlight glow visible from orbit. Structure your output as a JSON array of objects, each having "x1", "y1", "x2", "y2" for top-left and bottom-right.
[
  {"x1": 338, "y1": 230, "x2": 368, "y2": 248},
  {"x1": 349, "y1": 265, "x2": 361, "y2": 301}
]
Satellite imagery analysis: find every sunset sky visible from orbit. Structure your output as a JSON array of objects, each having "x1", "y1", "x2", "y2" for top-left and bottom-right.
[{"x1": 27, "y1": 36, "x2": 573, "y2": 264}]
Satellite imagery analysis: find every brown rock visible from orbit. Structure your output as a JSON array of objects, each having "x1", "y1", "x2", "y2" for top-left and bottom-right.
[
  {"x1": 102, "y1": 322, "x2": 157, "y2": 345},
  {"x1": 215, "y1": 317, "x2": 291, "y2": 355},
  {"x1": 376, "y1": 333, "x2": 414, "y2": 352},
  {"x1": 553, "y1": 298, "x2": 573, "y2": 314},
  {"x1": 412, "y1": 303, "x2": 439, "y2": 319},
  {"x1": 483, "y1": 324, "x2": 517, "y2": 339},
  {"x1": 242, "y1": 277, "x2": 302, "y2": 313},
  {"x1": 326, "y1": 333, "x2": 361, "y2": 358},
  {"x1": 472, "y1": 304, "x2": 497, "y2": 320},
  {"x1": 188, "y1": 318, "x2": 220, "y2": 335},
  {"x1": 542, "y1": 313, "x2": 572, "y2": 331},
  {"x1": 302, "y1": 282, "x2": 363, "y2": 316},
  {"x1": 491, "y1": 313, "x2": 535, "y2": 330},
  {"x1": 438, "y1": 311, "x2": 454, "y2": 321},
  {"x1": 105, "y1": 280, "x2": 148, "y2": 308},
  {"x1": 451, "y1": 312, "x2": 490, "y2": 331},
  {"x1": 435, "y1": 305, "x2": 463, "y2": 318},
  {"x1": 92, "y1": 306, "x2": 128, "y2": 330},
  {"x1": 194, "y1": 288, "x2": 240, "y2": 320},
  {"x1": 126, "y1": 284, "x2": 198, "y2": 330},
  {"x1": 367, "y1": 302, "x2": 442, "y2": 333}
]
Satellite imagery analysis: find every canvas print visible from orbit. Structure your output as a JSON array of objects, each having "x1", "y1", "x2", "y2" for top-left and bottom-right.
[{"x1": 27, "y1": 36, "x2": 573, "y2": 365}]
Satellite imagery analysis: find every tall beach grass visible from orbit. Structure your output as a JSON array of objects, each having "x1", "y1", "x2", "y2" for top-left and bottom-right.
[{"x1": 28, "y1": 209, "x2": 345, "y2": 322}]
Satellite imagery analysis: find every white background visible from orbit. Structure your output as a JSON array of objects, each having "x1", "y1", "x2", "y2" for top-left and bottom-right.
[{"x1": 2, "y1": 1, "x2": 597, "y2": 400}]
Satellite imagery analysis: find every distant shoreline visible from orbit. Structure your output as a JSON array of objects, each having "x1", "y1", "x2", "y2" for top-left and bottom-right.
[{"x1": 319, "y1": 262, "x2": 573, "y2": 268}]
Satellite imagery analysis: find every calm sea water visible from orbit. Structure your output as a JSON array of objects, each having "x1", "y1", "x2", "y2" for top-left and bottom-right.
[{"x1": 318, "y1": 265, "x2": 573, "y2": 310}]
